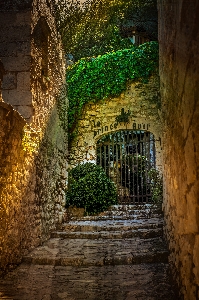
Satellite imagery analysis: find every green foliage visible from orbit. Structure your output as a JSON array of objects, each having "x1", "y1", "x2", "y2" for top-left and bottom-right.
[
  {"x1": 119, "y1": 151, "x2": 162, "y2": 202},
  {"x1": 53, "y1": 0, "x2": 135, "y2": 60},
  {"x1": 57, "y1": 84, "x2": 68, "y2": 132},
  {"x1": 121, "y1": 0, "x2": 158, "y2": 40},
  {"x1": 53, "y1": 0, "x2": 157, "y2": 60},
  {"x1": 67, "y1": 41, "x2": 159, "y2": 133},
  {"x1": 66, "y1": 163, "x2": 118, "y2": 215},
  {"x1": 148, "y1": 168, "x2": 163, "y2": 203},
  {"x1": 122, "y1": 154, "x2": 150, "y2": 195}
]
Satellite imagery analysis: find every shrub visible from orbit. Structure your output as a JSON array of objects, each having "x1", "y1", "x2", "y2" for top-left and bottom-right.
[{"x1": 66, "y1": 163, "x2": 118, "y2": 215}]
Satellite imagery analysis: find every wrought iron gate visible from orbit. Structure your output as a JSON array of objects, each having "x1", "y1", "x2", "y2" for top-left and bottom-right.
[{"x1": 96, "y1": 130, "x2": 156, "y2": 204}]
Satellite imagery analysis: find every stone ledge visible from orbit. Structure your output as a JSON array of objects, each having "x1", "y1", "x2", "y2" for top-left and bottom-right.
[{"x1": 0, "y1": 101, "x2": 26, "y2": 126}]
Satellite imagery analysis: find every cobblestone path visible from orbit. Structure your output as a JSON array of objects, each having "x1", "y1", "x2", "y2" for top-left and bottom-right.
[{"x1": 0, "y1": 205, "x2": 178, "y2": 300}]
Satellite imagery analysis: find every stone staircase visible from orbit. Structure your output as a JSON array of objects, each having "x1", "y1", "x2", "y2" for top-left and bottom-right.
[{"x1": 0, "y1": 204, "x2": 178, "y2": 300}]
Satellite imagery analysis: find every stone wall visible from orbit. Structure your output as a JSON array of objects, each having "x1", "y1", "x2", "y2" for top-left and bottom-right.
[
  {"x1": 30, "y1": 0, "x2": 68, "y2": 239},
  {"x1": 69, "y1": 75, "x2": 162, "y2": 171},
  {"x1": 0, "y1": 0, "x2": 68, "y2": 274},
  {"x1": 158, "y1": 0, "x2": 199, "y2": 298},
  {"x1": 0, "y1": 102, "x2": 39, "y2": 274},
  {"x1": 0, "y1": 8, "x2": 32, "y2": 120}
]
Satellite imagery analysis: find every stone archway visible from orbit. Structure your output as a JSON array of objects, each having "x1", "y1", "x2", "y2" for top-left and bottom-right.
[{"x1": 69, "y1": 77, "x2": 162, "y2": 172}]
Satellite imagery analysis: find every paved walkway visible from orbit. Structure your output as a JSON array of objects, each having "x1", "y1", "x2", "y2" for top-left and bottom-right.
[{"x1": 0, "y1": 205, "x2": 178, "y2": 300}]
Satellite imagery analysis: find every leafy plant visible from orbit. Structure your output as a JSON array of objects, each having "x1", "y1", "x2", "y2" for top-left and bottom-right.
[
  {"x1": 57, "y1": 84, "x2": 68, "y2": 132},
  {"x1": 67, "y1": 41, "x2": 159, "y2": 134},
  {"x1": 148, "y1": 168, "x2": 163, "y2": 203},
  {"x1": 120, "y1": 156, "x2": 162, "y2": 202},
  {"x1": 53, "y1": 0, "x2": 135, "y2": 60},
  {"x1": 120, "y1": 154, "x2": 150, "y2": 195},
  {"x1": 66, "y1": 162, "x2": 117, "y2": 215},
  {"x1": 53, "y1": 0, "x2": 158, "y2": 60}
]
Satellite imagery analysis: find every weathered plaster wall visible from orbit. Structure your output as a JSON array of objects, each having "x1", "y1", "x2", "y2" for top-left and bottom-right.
[
  {"x1": 158, "y1": 1, "x2": 199, "y2": 298},
  {"x1": 0, "y1": 0, "x2": 68, "y2": 274},
  {"x1": 69, "y1": 76, "x2": 162, "y2": 171}
]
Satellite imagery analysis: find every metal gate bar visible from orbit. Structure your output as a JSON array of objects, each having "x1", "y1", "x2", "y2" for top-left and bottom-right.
[{"x1": 96, "y1": 130, "x2": 156, "y2": 204}]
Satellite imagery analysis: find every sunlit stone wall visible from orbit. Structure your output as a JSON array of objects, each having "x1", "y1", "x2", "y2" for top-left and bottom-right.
[
  {"x1": 0, "y1": 0, "x2": 68, "y2": 274},
  {"x1": 158, "y1": 0, "x2": 199, "y2": 298},
  {"x1": 69, "y1": 75, "x2": 162, "y2": 172}
]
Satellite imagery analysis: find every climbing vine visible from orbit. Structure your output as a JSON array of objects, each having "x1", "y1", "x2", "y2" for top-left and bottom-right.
[
  {"x1": 57, "y1": 84, "x2": 68, "y2": 133},
  {"x1": 66, "y1": 41, "x2": 159, "y2": 134},
  {"x1": 148, "y1": 168, "x2": 163, "y2": 204}
]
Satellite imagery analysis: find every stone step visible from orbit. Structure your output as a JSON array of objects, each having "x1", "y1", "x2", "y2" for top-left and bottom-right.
[
  {"x1": 106, "y1": 204, "x2": 162, "y2": 211},
  {"x1": 68, "y1": 205, "x2": 163, "y2": 221},
  {"x1": 63, "y1": 217, "x2": 163, "y2": 233},
  {"x1": 106, "y1": 205, "x2": 163, "y2": 217},
  {"x1": 22, "y1": 237, "x2": 168, "y2": 267},
  {"x1": 51, "y1": 227, "x2": 163, "y2": 239},
  {"x1": 71, "y1": 212, "x2": 163, "y2": 222}
]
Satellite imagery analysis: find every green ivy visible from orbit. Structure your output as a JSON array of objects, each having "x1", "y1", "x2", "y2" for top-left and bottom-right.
[
  {"x1": 57, "y1": 84, "x2": 68, "y2": 132},
  {"x1": 66, "y1": 41, "x2": 159, "y2": 134},
  {"x1": 66, "y1": 163, "x2": 118, "y2": 215}
]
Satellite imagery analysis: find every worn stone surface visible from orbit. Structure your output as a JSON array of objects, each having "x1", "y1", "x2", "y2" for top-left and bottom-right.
[
  {"x1": 0, "y1": 264, "x2": 175, "y2": 300},
  {"x1": 0, "y1": 0, "x2": 68, "y2": 275},
  {"x1": 0, "y1": 9, "x2": 32, "y2": 116},
  {"x1": 158, "y1": 0, "x2": 199, "y2": 299},
  {"x1": 69, "y1": 76, "x2": 163, "y2": 173},
  {"x1": 0, "y1": 205, "x2": 178, "y2": 299}
]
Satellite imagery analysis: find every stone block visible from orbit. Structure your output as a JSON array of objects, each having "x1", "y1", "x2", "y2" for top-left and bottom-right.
[
  {"x1": 0, "y1": 25, "x2": 31, "y2": 43},
  {"x1": 0, "y1": 41, "x2": 30, "y2": 57},
  {"x1": 16, "y1": 105, "x2": 33, "y2": 119},
  {"x1": 0, "y1": 42, "x2": 17, "y2": 57},
  {"x1": 16, "y1": 11, "x2": 31, "y2": 25},
  {"x1": 2, "y1": 90, "x2": 32, "y2": 106},
  {"x1": 17, "y1": 72, "x2": 30, "y2": 91},
  {"x1": 17, "y1": 41, "x2": 31, "y2": 56},
  {"x1": 0, "y1": 11, "x2": 31, "y2": 26},
  {"x1": 2, "y1": 73, "x2": 16, "y2": 89},
  {"x1": 0, "y1": 13, "x2": 17, "y2": 27},
  {"x1": 1, "y1": 55, "x2": 31, "y2": 72}
]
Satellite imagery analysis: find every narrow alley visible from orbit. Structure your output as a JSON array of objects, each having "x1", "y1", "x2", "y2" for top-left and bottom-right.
[
  {"x1": 0, "y1": 1, "x2": 199, "y2": 299},
  {"x1": 0, "y1": 204, "x2": 177, "y2": 300}
]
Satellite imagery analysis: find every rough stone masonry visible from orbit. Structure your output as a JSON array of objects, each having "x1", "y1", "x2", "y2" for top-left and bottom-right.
[
  {"x1": 158, "y1": 0, "x2": 199, "y2": 299},
  {"x1": 69, "y1": 76, "x2": 163, "y2": 174},
  {"x1": 0, "y1": 0, "x2": 68, "y2": 275}
]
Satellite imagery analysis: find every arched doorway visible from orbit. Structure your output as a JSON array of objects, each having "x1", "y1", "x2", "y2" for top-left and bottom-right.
[{"x1": 96, "y1": 130, "x2": 156, "y2": 204}]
